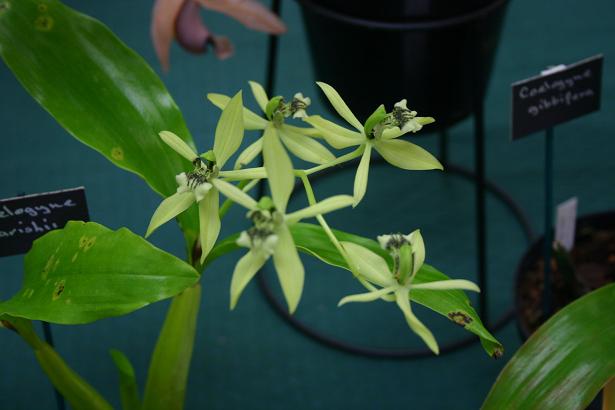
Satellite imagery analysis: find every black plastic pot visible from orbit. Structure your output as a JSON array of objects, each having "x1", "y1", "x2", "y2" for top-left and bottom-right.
[
  {"x1": 515, "y1": 211, "x2": 615, "y2": 340},
  {"x1": 298, "y1": 0, "x2": 510, "y2": 129}
]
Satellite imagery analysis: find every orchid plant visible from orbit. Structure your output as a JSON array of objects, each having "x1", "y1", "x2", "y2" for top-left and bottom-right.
[{"x1": 0, "y1": 1, "x2": 503, "y2": 409}]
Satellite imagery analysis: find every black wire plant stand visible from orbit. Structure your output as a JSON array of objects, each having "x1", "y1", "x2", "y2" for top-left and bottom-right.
[{"x1": 256, "y1": 0, "x2": 536, "y2": 359}]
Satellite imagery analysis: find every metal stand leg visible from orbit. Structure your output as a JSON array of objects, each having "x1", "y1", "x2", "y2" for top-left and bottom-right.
[
  {"x1": 474, "y1": 102, "x2": 488, "y2": 324},
  {"x1": 438, "y1": 129, "x2": 449, "y2": 167}
]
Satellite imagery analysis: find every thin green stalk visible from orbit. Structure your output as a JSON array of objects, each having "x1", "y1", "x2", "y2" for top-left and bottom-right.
[
  {"x1": 303, "y1": 145, "x2": 364, "y2": 175},
  {"x1": 10, "y1": 318, "x2": 113, "y2": 410}
]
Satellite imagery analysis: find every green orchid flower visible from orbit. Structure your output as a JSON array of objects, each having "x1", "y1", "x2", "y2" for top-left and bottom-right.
[
  {"x1": 338, "y1": 230, "x2": 480, "y2": 354},
  {"x1": 304, "y1": 82, "x2": 443, "y2": 206},
  {"x1": 226, "y1": 162, "x2": 355, "y2": 313},
  {"x1": 207, "y1": 81, "x2": 336, "y2": 169},
  {"x1": 146, "y1": 91, "x2": 266, "y2": 263}
]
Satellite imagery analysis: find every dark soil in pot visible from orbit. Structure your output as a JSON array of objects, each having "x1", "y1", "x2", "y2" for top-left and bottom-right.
[
  {"x1": 516, "y1": 211, "x2": 615, "y2": 339},
  {"x1": 297, "y1": 0, "x2": 509, "y2": 129}
]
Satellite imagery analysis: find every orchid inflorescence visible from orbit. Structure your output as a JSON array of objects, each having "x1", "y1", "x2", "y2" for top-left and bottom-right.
[{"x1": 146, "y1": 81, "x2": 480, "y2": 354}]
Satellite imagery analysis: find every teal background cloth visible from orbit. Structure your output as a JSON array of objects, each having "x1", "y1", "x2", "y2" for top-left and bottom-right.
[{"x1": 1, "y1": 0, "x2": 614, "y2": 408}]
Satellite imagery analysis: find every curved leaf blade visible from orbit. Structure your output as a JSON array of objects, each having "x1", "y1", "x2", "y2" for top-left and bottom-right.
[
  {"x1": 482, "y1": 284, "x2": 615, "y2": 410},
  {"x1": 110, "y1": 349, "x2": 141, "y2": 410},
  {"x1": 0, "y1": 0, "x2": 199, "y2": 244},
  {"x1": 0, "y1": 221, "x2": 199, "y2": 324}
]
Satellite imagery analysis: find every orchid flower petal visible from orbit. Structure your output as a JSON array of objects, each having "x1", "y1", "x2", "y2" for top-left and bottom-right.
[
  {"x1": 248, "y1": 80, "x2": 269, "y2": 113},
  {"x1": 340, "y1": 241, "x2": 396, "y2": 288},
  {"x1": 353, "y1": 144, "x2": 371, "y2": 207},
  {"x1": 315, "y1": 82, "x2": 363, "y2": 131},
  {"x1": 233, "y1": 138, "x2": 263, "y2": 169},
  {"x1": 303, "y1": 115, "x2": 364, "y2": 149},
  {"x1": 272, "y1": 224, "x2": 304, "y2": 313},
  {"x1": 211, "y1": 179, "x2": 258, "y2": 210},
  {"x1": 395, "y1": 288, "x2": 439, "y2": 354},
  {"x1": 199, "y1": 188, "x2": 221, "y2": 262},
  {"x1": 285, "y1": 195, "x2": 354, "y2": 224},
  {"x1": 146, "y1": 191, "x2": 195, "y2": 237},
  {"x1": 337, "y1": 286, "x2": 398, "y2": 307},
  {"x1": 263, "y1": 124, "x2": 294, "y2": 213},
  {"x1": 213, "y1": 90, "x2": 244, "y2": 168},
  {"x1": 230, "y1": 250, "x2": 269, "y2": 309},
  {"x1": 159, "y1": 131, "x2": 198, "y2": 162},
  {"x1": 151, "y1": 0, "x2": 184, "y2": 72},
  {"x1": 411, "y1": 279, "x2": 480, "y2": 292},
  {"x1": 219, "y1": 167, "x2": 267, "y2": 181},
  {"x1": 278, "y1": 126, "x2": 336, "y2": 165},
  {"x1": 407, "y1": 229, "x2": 425, "y2": 277},
  {"x1": 196, "y1": 0, "x2": 287, "y2": 34},
  {"x1": 373, "y1": 139, "x2": 443, "y2": 171},
  {"x1": 207, "y1": 93, "x2": 267, "y2": 130}
]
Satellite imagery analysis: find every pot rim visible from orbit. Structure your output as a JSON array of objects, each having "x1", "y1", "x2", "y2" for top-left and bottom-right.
[
  {"x1": 296, "y1": 0, "x2": 510, "y2": 31},
  {"x1": 515, "y1": 210, "x2": 615, "y2": 340}
]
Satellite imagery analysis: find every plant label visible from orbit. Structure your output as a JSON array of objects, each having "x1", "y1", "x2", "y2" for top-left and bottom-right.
[
  {"x1": 0, "y1": 187, "x2": 89, "y2": 257},
  {"x1": 511, "y1": 55, "x2": 603, "y2": 140},
  {"x1": 555, "y1": 197, "x2": 578, "y2": 251}
]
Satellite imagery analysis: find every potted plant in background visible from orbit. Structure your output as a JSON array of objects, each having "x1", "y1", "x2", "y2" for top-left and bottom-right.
[
  {"x1": 296, "y1": 0, "x2": 510, "y2": 128},
  {"x1": 516, "y1": 211, "x2": 615, "y2": 338}
]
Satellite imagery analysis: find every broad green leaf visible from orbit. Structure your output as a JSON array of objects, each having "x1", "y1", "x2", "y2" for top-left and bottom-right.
[
  {"x1": 0, "y1": 221, "x2": 199, "y2": 324},
  {"x1": 316, "y1": 82, "x2": 363, "y2": 131},
  {"x1": 8, "y1": 317, "x2": 113, "y2": 410},
  {"x1": 207, "y1": 93, "x2": 268, "y2": 130},
  {"x1": 278, "y1": 125, "x2": 336, "y2": 165},
  {"x1": 272, "y1": 224, "x2": 304, "y2": 313},
  {"x1": 262, "y1": 124, "x2": 294, "y2": 213},
  {"x1": 213, "y1": 91, "x2": 244, "y2": 168},
  {"x1": 373, "y1": 139, "x2": 443, "y2": 171},
  {"x1": 483, "y1": 284, "x2": 615, "y2": 410},
  {"x1": 142, "y1": 284, "x2": 201, "y2": 410},
  {"x1": 0, "y1": 0, "x2": 199, "y2": 247},
  {"x1": 110, "y1": 349, "x2": 141, "y2": 410},
  {"x1": 363, "y1": 104, "x2": 387, "y2": 137}
]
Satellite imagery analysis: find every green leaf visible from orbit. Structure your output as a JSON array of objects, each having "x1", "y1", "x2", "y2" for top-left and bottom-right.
[
  {"x1": 142, "y1": 284, "x2": 201, "y2": 410},
  {"x1": 482, "y1": 284, "x2": 615, "y2": 410},
  {"x1": 363, "y1": 104, "x2": 387, "y2": 137},
  {"x1": 213, "y1": 90, "x2": 244, "y2": 169},
  {"x1": 110, "y1": 349, "x2": 141, "y2": 410},
  {"x1": 0, "y1": 221, "x2": 199, "y2": 324},
  {"x1": 0, "y1": 0, "x2": 199, "y2": 247}
]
